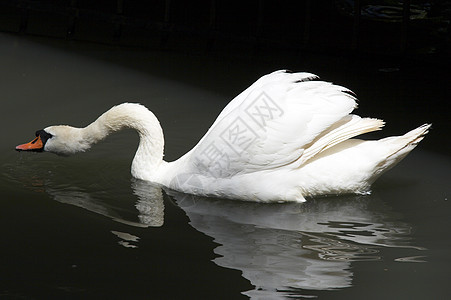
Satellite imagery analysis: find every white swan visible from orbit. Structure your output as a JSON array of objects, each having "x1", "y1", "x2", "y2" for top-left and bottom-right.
[{"x1": 16, "y1": 70, "x2": 430, "y2": 202}]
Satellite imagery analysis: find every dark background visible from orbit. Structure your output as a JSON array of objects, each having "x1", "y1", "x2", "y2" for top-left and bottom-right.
[{"x1": 1, "y1": 0, "x2": 450, "y2": 57}]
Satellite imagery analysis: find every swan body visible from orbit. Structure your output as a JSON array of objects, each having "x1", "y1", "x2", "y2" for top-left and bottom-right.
[{"x1": 16, "y1": 70, "x2": 430, "y2": 202}]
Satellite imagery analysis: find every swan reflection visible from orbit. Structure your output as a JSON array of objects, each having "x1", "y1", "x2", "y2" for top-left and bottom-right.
[
  {"x1": 167, "y1": 190, "x2": 424, "y2": 297},
  {"x1": 6, "y1": 155, "x2": 165, "y2": 229},
  {"x1": 46, "y1": 179, "x2": 164, "y2": 228}
]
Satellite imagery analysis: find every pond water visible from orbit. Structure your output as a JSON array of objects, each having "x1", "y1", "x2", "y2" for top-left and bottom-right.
[{"x1": 1, "y1": 33, "x2": 450, "y2": 299}]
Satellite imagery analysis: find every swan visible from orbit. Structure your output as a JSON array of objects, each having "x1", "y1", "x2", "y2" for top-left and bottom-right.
[{"x1": 15, "y1": 70, "x2": 430, "y2": 202}]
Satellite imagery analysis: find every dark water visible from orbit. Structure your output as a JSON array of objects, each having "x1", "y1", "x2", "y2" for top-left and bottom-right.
[{"x1": 1, "y1": 34, "x2": 450, "y2": 299}]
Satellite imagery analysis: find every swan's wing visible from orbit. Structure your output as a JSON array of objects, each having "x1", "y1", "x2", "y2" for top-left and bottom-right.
[{"x1": 186, "y1": 70, "x2": 381, "y2": 178}]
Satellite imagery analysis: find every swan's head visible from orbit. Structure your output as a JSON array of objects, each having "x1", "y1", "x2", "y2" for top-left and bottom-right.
[{"x1": 15, "y1": 126, "x2": 90, "y2": 156}]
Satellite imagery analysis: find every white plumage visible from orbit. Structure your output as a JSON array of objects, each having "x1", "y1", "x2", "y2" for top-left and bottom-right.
[{"x1": 16, "y1": 70, "x2": 430, "y2": 202}]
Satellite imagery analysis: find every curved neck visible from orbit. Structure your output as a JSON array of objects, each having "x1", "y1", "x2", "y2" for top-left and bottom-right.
[{"x1": 83, "y1": 103, "x2": 165, "y2": 181}]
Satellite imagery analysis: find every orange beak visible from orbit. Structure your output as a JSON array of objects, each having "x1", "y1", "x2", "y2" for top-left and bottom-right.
[{"x1": 16, "y1": 136, "x2": 45, "y2": 152}]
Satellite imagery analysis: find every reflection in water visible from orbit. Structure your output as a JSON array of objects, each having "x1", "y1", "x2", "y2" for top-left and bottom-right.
[
  {"x1": 168, "y1": 191, "x2": 424, "y2": 298},
  {"x1": 46, "y1": 179, "x2": 164, "y2": 228},
  {"x1": 4, "y1": 156, "x2": 425, "y2": 298},
  {"x1": 3, "y1": 155, "x2": 164, "y2": 228},
  {"x1": 131, "y1": 179, "x2": 164, "y2": 227},
  {"x1": 111, "y1": 230, "x2": 140, "y2": 248}
]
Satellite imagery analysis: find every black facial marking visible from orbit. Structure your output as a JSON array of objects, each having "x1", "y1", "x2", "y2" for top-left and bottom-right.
[{"x1": 35, "y1": 129, "x2": 53, "y2": 145}]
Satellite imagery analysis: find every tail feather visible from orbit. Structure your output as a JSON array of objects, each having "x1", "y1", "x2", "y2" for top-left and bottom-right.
[
  {"x1": 406, "y1": 123, "x2": 431, "y2": 145},
  {"x1": 376, "y1": 124, "x2": 431, "y2": 173},
  {"x1": 384, "y1": 124, "x2": 431, "y2": 159}
]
